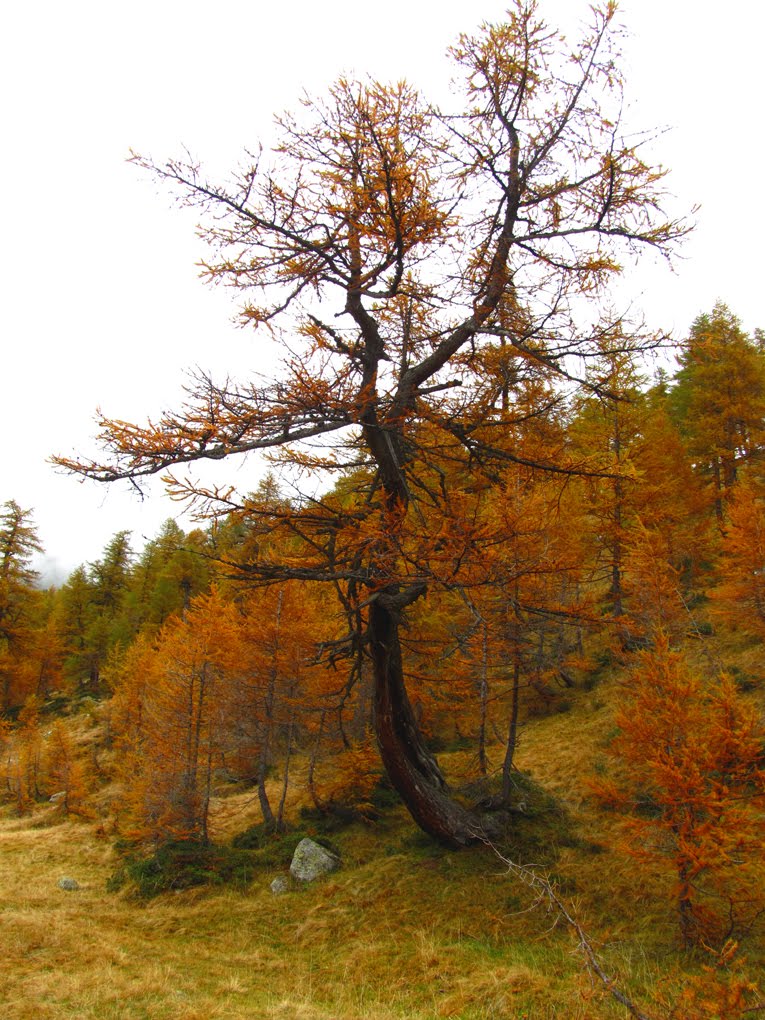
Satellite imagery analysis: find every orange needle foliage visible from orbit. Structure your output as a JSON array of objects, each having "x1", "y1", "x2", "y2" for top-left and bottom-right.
[
  {"x1": 110, "y1": 589, "x2": 247, "y2": 843},
  {"x1": 594, "y1": 632, "x2": 765, "y2": 946},
  {"x1": 109, "y1": 580, "x2": 349, "y2": 843},
  {"x1": 712, "y1": 478, "x2": 765, "y2": 639},
  {"x1": 670, "y1": 303, "x2": 765, "y2": 522},
  {"x1": 44, "y1": 719, "x2": 92, "y2": 818}
]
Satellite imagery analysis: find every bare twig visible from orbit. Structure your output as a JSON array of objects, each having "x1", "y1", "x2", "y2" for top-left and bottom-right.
[{"x1": 486, "y1": 840, "x2": 656, "y2": 1020}]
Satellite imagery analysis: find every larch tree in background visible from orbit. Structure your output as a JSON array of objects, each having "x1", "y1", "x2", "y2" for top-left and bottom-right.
[
  {"x1": 0, "y1": 501, "x2": 44, "y2": 709},
  {"x1": 56, "y1": 1, "x2": 688, "y2": 847},
  {"x1": 571, "y1": 355, "x2": 711, "y2": 635},
  {"x1": 570, "y1": 345, "x2": 648, "y2": 620},
  {"x1": 711, "y1": 478, "x2": 765, "y2": 639},
  {"x1": 111, "y1": 589, "x2": 245, "y2": 843},
  {"x1": 670, "y1": 303, "x2": 765, "y2": 524},
  {"x1": 629, "y1": 389, "x2": 711, "y2": 589},
  {"x1": 43, "y1": 719, "x2": 91, "y2": 818},
  {"x1": 54, "y1": 566, "x2": 99, "y2": 689},
  {"x1": 123, "y1": 520, "x2": 210, "y2": 634},
  {"x1": 52, "y1": 533, "x2": 134, "y2": 693}
]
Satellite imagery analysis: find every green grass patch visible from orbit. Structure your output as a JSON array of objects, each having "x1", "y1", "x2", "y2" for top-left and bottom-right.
[{"x1": 107, "y1": 839, "x2": 259, "y2": 898}]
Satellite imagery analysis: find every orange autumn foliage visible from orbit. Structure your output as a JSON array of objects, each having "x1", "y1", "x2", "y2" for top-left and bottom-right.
[
  {"x1": 622, "y1": 522, "x2": 687, "y2": 645},
  {"x1": 109, "y1": 580, "x2": 348, "y2": 843},
  {"x1": 110, "y1": 589, "x2": 246, "y2": 843},
  {"x1": 712, "y1": 478, "x2": 765, "y2": 638},
  {"x1": 658, "y1": 941, "x2": 763, "y2": 1020},
  {"x1": 317, "y1": 742, "x2": 382, "y2": 818},
  {"x1": 3, "y1": 696, "x2": 44, "y2": 815},
  {"x1": 43, "y1": 719, "x2": 92, "y2": 818},
  {"x1": 594, "y1": 633, "x2": 765, "y2": 946}
]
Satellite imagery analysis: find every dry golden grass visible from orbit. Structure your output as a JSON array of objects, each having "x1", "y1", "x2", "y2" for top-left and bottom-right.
[
  {"x1": 0, "y1": 798, "x2": 612, "y2": 1019},
  {"x1": 0, "y1": 652, "x2": 762, "y2": 1019}
]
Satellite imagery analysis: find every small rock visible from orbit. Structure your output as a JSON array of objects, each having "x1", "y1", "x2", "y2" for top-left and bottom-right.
[
  {"x1": 270, "y1": 875, "x2": 289, "y2": 895},
  {"x1": 58, "y1": 877, "x2": 80, "y2": 891},
  {"x1": 289, "y1": 838, "x2": 340, "y2": 883},
  {"x1": 49, "y1": 792, "x2": 66, "y2": 804}
]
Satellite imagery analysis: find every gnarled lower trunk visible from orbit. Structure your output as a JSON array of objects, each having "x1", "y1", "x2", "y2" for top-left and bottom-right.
[{"x1": 369, "y1": 592, "x2": 498, "y2": 849}]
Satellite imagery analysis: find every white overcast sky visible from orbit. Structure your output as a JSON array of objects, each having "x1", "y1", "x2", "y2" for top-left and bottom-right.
[{"x1": 2, "y1": 0, "x2": 763, "y2": 584}]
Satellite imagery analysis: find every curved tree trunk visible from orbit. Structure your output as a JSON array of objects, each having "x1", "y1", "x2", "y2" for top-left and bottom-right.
[{"x1": 369, "y1": 593, "x2": 491, "y2": 848}]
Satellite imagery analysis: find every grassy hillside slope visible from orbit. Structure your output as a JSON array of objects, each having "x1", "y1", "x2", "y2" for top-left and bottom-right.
[{"x1": 1, "y1": 641, "x2": 763, "y2": 1019}]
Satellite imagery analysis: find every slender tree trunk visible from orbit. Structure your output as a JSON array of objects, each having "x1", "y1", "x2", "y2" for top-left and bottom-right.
[
  {"x1": 611, "y1": 487, "x2": 624, "y2": 619},
  {"x1": 257, "y1": 661, "x2": 277, "y2": 828},
  {"x1": 253, "y1": 590, "x2": 283, "y2": 830},
  {"x1": 501, "y1": 656, "x2": 521, "y2": 804},
  {"x1": 201, "y1": 741, "x2": 212, "y2": 843},
  {"x1": 337, "y1": 705, "x2": 351, "y2": 750},
  {"x1": 677, "y1": 858, "x2": 695, "y2": 947},
  {"x1": 350, "y1": 665, "x2": 373, "y2": 741},
  {"x1": 477, "y1": 621, "x2": 489, "y2": 776},
  {"x1": 307, "y1": 708, "x2": 327, "y2": 813},
  {"x1": 610, "y1": 417, "x2": 625, "y2": 620},
  {"x1": 180, "y1": 579, "x2": 192, "y2": 616},
  {"x1": 183, "y1": 669, "x2": 205, "y2": 835},
  {"x1": 256, "y1": 749, "x2": 275, "y2": 829},
  {"x1": 574, "y1": 581, "x2": 584, "y2": 655},
  {"x1": 276, "y1": 706, "x2": 295, "y2": 832},
  {"x1": 713, "y1": 459, "x2": 724, "y2": 527}
]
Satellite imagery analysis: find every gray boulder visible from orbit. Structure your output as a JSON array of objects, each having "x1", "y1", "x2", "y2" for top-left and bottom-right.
[
  {"x1": 270, "y1": 875, "x2": 289, "y2": 895},
  {"x1": 58, "y1": 877, "x2": 80, "y2": 891},
  {"x1": 289, "y1": 838, "x2": 340, "y2": 883}
]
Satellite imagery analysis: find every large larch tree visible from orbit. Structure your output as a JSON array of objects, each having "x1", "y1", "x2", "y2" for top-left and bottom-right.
[{"x1": 56, "y1": 1, "x2": 688, "y2": 846}]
